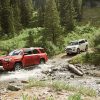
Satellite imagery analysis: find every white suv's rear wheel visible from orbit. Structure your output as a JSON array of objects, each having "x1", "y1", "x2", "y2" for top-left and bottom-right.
[{"x1": 85, "y1": 45, "x2": 88, "y2": 51}]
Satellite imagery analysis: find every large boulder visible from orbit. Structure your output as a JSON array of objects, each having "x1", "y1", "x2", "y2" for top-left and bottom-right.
[{"x1": 68, "y1": 64, "x2": 84, "y2": 76}]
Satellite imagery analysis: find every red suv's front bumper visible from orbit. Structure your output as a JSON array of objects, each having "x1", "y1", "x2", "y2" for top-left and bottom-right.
[{"x1": 0, "y1": 60, "x2": 14, "y2": 71}]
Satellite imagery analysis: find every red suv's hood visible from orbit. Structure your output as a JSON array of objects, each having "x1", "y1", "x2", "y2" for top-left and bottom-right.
[
  {"x1": 0, "y1": 55, "x2": 23, "y2": 60},
  {"x1": 0, "y1": 56, "x2": 6, "y2": 60}
]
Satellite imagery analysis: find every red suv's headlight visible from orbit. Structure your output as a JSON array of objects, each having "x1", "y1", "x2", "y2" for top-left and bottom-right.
[{"x1": 4, "y1": 58, "x2": 12, "y2": 62}]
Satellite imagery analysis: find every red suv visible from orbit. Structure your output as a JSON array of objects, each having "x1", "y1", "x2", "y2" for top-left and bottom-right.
[{"x1": 0, "y1": 47, "x2": 48, "y2": 71}]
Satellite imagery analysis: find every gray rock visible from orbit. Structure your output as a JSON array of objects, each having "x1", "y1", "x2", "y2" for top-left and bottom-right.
[
  {"x1": 7, "y1": 85, "x2": 21, "y2": 91},
  {"x1": 96, "y1": 81, "x2": 100, "y2": 84},
  {"x1": 21, "y1": 80, "x2": 28, "y2": 84},
  {"x1": 70, "y1": 75, "x2": 74, "y2": 78}
]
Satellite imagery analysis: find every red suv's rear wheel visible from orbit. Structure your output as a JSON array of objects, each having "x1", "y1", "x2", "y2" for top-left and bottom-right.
[{"x1": 40, "y1": 59, "x2": 45, "y2": 64}]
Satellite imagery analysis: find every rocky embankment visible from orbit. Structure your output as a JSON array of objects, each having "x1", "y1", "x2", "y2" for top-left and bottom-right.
[{"x1": 0, "y1": 53, "x2": 100, "y2": 100}]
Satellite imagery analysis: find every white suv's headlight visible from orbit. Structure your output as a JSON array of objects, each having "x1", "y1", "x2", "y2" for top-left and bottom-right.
[{"x1": 4, "y1": 58, "x2": 12, "y2": 62}]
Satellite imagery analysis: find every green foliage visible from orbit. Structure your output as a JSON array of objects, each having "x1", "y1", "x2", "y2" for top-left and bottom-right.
[
  {"x1": 68, "y1": 93, "x2": 81, "y2": 100},
  {"x1": 93, "y1": 31, "x2": 100, "y2": 52},
  {"x1": 64, "y1": 24, "x2": 97, "y2": 47},
  {"x1": 42, "y1": 41, "x2": 62, "y2": 57},
  {"x1": 0, "y1": 28, "x2": 42, "y2": 52},
  {"x1": 74, "y1": 23, "x2": 95, "y2": 34},
  {"x1": 69, "y1": 52, "x2": 100, "y2": 65}
]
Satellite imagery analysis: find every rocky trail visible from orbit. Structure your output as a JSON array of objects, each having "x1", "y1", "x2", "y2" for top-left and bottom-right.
[{"x1": 0, "y1": 53, "x2": 100, "y2": 100}]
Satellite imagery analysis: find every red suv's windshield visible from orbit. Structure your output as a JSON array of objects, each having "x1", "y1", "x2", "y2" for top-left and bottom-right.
[{"x1": 8, "y1": 50, "x2": 23, "y2": 56}]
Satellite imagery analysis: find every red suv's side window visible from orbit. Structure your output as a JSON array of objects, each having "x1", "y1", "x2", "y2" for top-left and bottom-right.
[
  {"x1": 33, "y1": 49, "x2": 39, "y2": 54},
  {"x1": 24, "y1": 49, "x2": 32, "y2": 55},
  {"x1": 39, "y1": 49, "x2": 45, "y2": 53}
]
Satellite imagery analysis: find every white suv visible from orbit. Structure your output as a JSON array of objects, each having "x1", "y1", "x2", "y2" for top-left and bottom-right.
[{"x1": 65, "y1": 39, "x2": 88, "y2": 55}]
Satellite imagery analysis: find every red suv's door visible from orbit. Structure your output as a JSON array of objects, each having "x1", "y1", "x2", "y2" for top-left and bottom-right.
[
  {"x1": 31, "y1": 49, "x2": 40, "y2": 65},
  {"x1": 22, "y1": 49, "x2": 33, "y2": 67}
]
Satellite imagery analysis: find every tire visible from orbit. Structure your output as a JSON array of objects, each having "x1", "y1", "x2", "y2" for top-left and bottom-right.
[
  {"x1": 85, "y1": 45, "x2": 88, "y2": 51},
  {"x1": 40, "y1": 59, "x2": 45, "y2": 64},
  {"x1": 67, "y1": 53, "x2": 71, "y2": 56},
  {"x1": 77, "y1": 48, "x2": 80, "y2": 54},
  {"x1": 14, "y1": 63, "x2": 22, "y2": 71}
]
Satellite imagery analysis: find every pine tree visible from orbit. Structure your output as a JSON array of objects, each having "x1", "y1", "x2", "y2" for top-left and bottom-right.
[
  {"x1": 0, "y1": 0, "x2": 15, "y2": 34},
  {"x1": 36, "y1": 0, "x2": 46, "y2": 27},
  {"x1": 59, "y1": 0, "x2": 76, "y2": 31},
  {"x1": 44, "y1": 0, "x2": 62, "y2": 45},
  {"x1": 73, "y1": 0, "x2": 83, "y2": 21},
  {"x1": 19, "y1": 0, "x2": 33, "y2": 27},
  {"x1": 10, "y1": 0, "x2": 22, "y2": 32},
  {"x1": 0, "y1": 1, "x2": 1, "y2": 33}
]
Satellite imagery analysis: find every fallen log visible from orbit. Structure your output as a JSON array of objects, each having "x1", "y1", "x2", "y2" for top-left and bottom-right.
[{"x1": 68, "y1": 64, "x2": 84, "y2": 76}]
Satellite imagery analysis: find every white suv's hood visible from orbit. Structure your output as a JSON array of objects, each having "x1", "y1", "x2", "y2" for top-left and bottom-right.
[{"x1": 66, "y1": 45, "x2": 79, "y2": 49}]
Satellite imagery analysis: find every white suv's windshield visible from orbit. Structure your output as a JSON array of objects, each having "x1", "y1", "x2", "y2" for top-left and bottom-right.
[
  {"x1": 8, "y1": 50, "x2": 23, "y2": 56},
  {"x1": 69, "y1": 41, "x2": 79, "y2": 46}
]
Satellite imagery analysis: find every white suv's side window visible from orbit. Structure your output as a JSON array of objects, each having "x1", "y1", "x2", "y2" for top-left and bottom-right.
[{"x1": 79, "y1": 40, "x2": 85, "y2": 44}]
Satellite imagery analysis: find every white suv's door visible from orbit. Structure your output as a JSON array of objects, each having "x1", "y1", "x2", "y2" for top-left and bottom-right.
[{"x1": 79, "y1": 40, "x2": 85, "y2": 51}]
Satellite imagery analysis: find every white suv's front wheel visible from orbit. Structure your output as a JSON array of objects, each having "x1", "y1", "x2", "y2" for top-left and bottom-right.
[{"x1": 77, "y1": 48, "x2": 80, "y2": 54}]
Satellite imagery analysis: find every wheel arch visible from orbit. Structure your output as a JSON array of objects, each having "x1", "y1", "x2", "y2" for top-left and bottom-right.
[
  {"x1": 40, "y1": 58, "x2": 45, "y2": 63},
  {"x1": 14, "y1": 61, "x2": 23, "y2": 67}
]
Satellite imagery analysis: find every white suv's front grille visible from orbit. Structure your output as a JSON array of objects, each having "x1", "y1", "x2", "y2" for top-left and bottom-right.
[{"x1": 66, "y1": 48, "x2": 72, "y2": 51}]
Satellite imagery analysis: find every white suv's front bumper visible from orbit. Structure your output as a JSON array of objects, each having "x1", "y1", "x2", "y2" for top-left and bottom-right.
[{"x1": 65, "y1": 48, "x2": 77, "y2": 54}]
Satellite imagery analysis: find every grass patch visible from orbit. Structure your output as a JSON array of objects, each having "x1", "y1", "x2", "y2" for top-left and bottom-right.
[
  {"x1": 69, "y1": 52, "x2": 100, "y2": 65},
  {"x1": 78, "y1": 86, "x2": 96, "y2": 97},
  {"x1": 52, "y1": 81, "x2": 76, "y2": 92},
  {"x1": 22, "y1": 93, "x2": 55, "y2": 100},
  {"x1": 25, "y1": 79, "x2": 47, "y2": 89},
  {"x1": 68, "y1": 93, "x2": 81, "y2": 100},
  {"x1": 25, "y1": 80, "x2": 97, "y2": 97},
  {"x1": 22, "y1": 93, "x2": 38, "y2": 100},
  {"x1": 46, "y1": 96, "x2": 54, "y2": 100}
]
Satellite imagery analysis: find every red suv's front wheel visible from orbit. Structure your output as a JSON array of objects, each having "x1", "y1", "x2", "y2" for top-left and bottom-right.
[{"x1": 14, "y1": 63, "x2": 22, "y2": 71}]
